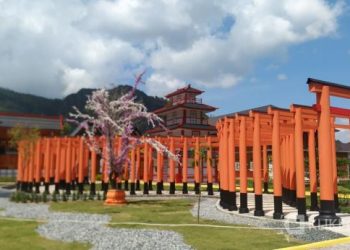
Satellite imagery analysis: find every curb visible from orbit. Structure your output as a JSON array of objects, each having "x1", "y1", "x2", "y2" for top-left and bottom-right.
[{"x1": 276, "y1": 236, "x2": 350, "y2": 249}]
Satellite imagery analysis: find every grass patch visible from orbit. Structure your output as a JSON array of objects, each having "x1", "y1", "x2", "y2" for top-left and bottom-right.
[
  {"x1": 0, "y1": 218, "x2": 89, "y2": 250},
  {"x1": 51, "y1": 198, "x2": 301, "y2": 249},
  {"x1": 0, "y1": 176, "x2": 16, "y2": 183}
]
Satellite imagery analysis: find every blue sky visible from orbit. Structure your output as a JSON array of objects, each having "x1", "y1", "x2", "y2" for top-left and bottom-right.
[
  {"x1": 0, "y1": 0, "x2": 348, "y2": 118},
  {"x1": 206, "y1": 7, "x2": 350, "y2": 116}
]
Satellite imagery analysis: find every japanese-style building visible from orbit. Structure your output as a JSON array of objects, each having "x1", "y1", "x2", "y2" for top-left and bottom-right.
[
  {"x1": 0, "y1": 112, "x2": 63, "y2": 175},
  {"x1": 146, "y1": 84, "x2": 217, "y2": 136}
]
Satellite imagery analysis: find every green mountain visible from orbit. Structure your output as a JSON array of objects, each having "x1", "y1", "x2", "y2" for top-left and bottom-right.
[
  {"x1": 0, "y1": 85, "x2": 166, "y2": 133},
  {"x1": 0, "y1": 85, "x2": 166, "y2": 116}
]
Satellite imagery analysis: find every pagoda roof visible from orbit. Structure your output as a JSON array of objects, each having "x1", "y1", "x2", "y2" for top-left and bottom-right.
[
  {"x1": 146, "y1": 123, "x2": 216, "y2": 134},
  {"x1": 165, "y1": 84, "x2": 203, "y2": 98},
  {"x1": 154, "y1": 103, "x2": 217, "y2": 114}
]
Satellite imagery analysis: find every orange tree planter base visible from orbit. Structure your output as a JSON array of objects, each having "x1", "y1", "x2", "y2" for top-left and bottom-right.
[{"x1": 104, "y1": 189, "x2": 127, "y2": 205}]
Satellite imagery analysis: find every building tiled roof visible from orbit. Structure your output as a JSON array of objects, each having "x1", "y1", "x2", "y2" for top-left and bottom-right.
[
  {"x1": 154, "y1": 103, "x2": 217, "y2": 114},
  {"x1": 165, "y1": 84, "x2": 203, "y2": 98},
  {"x1": 208, "y1": 105, "x2": 282, "y2": 125},
  {"x1": 0, "y1": 112, "x2": 63, "y2": 130},
  {"x1": 146, "y1": 123, "x2": 216, "y2": 134}
]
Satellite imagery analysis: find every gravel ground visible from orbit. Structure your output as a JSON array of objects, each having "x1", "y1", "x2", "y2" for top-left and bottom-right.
[
  {"x1": 191, "y1": 198, "x2": 345, "y2": 243},
  {"x1": 0, "y1": 197, "x2": 192, "y2": 250},
  {"x1": 0, "y1": 188, "x2": 347, "y2": 249}
]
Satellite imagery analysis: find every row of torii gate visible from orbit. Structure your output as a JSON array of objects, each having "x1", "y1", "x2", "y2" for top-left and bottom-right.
[{"x1": 16, "y1": 78, "x2": 350, "y2": 226}]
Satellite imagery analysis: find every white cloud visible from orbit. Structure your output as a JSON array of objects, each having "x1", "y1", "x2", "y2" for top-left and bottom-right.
[
  {"x1": 0, "y1": 0, "x2": 344, "y2": 97},
  {"x1": 277, "y1": 74, "x2": 288, "y2": 81}
]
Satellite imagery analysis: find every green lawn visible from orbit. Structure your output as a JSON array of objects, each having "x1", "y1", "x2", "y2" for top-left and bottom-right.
[
  {"x1": 51, "y1": 198, "x2": 302, "y2": 250},
  {"x1": 0, "y1": 219, "x2": 89, "y2": 250}
]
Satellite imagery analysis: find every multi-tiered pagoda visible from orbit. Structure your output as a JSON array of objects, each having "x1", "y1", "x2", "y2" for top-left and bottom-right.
[{"x1": 146, "y1": 84, "x2": 217, "y2": 136}]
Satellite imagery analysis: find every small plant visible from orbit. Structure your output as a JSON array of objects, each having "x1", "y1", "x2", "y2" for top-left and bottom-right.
[
  {"x1": 72, "y1": 192, "x2": 77, "y2": 201},
  {"x1": 28, "y1": 193, "x2": 34, "y2": 202},
  {"x1": 43, "y1": 193, "x2": 48, "y2": 203},
  {"x1": 89, "y1": 194, "x2": 94, "y2": 200},
  {"x1": 22, "y1": 193, "x2": 28, "y2": 203},
  {"x1": 52, "y1": 193, "x2": 57, "y2": 202},
  {"x1": 36, "y1": 194, "x2": 40, "y2": 202},
  {"x1": 34, "y1": 193, "x2": 39, "y2": 203},
  {"x1": 10, "y1": 192, "x2": 16, "y2": 202}
]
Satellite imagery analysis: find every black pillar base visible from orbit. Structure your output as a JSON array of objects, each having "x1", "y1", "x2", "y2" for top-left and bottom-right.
[
  {"x1": 83, "y1": 176, "x2": 89, "y2": 185},
  {"x1": 16, "y1": 181, "x2": 21, "y2": 191},
  {"x1": 71, "y1": 180, "x2": 76, "y2": 191},
  {"x1": 219, "y1": 190, "x2": 225, "y2": 208},
  {"x1": 310, "y1": 192, "x2": 319, "y2": 211},
  {"x1": 334, "y1": 194, "x2": 341, "y2": 213},
  {"x1": 59, "y1": 180, "x2": 66, "y2": 190},
  {"x1": 90, "y1": 183, "x2": 96, "y2": 195},
  {"x1": 20, "y1": 182, "x2": 26, "y2": 192},
  {"x1": 273, "y1": 196, "x2": 284, "y2": 219},
  {"x1": 239, "y1": 193, "x2": 249, "y2": 213},
  {"x1": 282, "y1": 187, "x2": 286, "y2": 203},
  {"x1": 28, "y1": 183, "x2": 33, "y2": 193},
  {"x1": 228, "y1": 191, "x2": 238, "y2": 211},
  {"x1": 136, "y1": 180, "x2": 141, "y2": 190},
  {"x1": 194, "y1": 182, "x2": 200, "y2": 195},
  {"x1": 296, "y1": 198, "x2": 308, "y2": 222},
  {"x1": 254, "y1": 194, "x2": 264, "y2": 216},
  {"x1": 285, "y1": 188, "x2": 292, "y2": 205},
  {"x1": 219, "y1": 190, "x2": 238, "y2": 211},
  {"x1": 102, "y1": 182, "x2": 108, "y2": 194},
  {"x1": 44, "y1": 183, "x2": 50, "y2": 194},
  {"x1": 182, "y1": 182, "x2": 188, "y2": 194},
  {"x1": 130, "y1": 182, "x2": 136, "y2": 195},
  {"x1": 54, "y1": 183, "x2": 59, "y2": 194},
  {"x1": 78, "y1": 183, "x2": 84, "y2": 194},
  {"x1": 143, "y1": 182, "x2": 149, "y2": 194},
  {"x1": 124, "y1": 180, "x2": 129, "y2": 191},
  {"x1": 117, "y1": 182, "x2": 122, "y2": 190},
  {"x1": 49, "y1": 177, "x2": 55, "y2": 185},
  {"x1": 23, "y1": 182, "x2": 29, "y2": 192},
  {"x1": 156, "y1": 182, "x2": 162, "y2": 194},
  {"x1": 169, "y1": 182, "x2": 176, "y2": 194},
  {"x1": 289, "y1": 189, "x2": 297, "y2": 207},
  {"x1": 263, "y1": 182, "x2": 269, "y2": 193},
  {"x1": 160, "y1": 181, "x2": 164, "y2": 191},
  {"x1": 35, "y1": 182, "x2": 40, "y2": 193},
  {"x1": 314, "y1": 200, "x2": 341, "y2": 226},
  {"x1": 148, "y1": 180, "x2": 153, "y2": 191},
  {"x1": 65, "y1": 183, "x2": 71, "y2": 195},
  {"x1": 207, "y1": 183, "x2": 214, "y2": 195}
]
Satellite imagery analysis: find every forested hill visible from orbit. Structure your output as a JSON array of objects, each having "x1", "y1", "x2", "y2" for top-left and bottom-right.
[{"x1": 0, "y1": 85, "x2": 166, "y2": 116}]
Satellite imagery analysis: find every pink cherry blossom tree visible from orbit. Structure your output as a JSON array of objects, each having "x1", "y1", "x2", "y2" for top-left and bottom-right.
[{"x1": 69, "y1": 72, "x2": 178, "y2": 189}]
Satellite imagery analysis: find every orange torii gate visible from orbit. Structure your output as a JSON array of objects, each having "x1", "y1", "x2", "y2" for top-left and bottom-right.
[
  {"x1": 15, "y1": 77, "x2": 349, "y2": 226},
  {"x1": 217, "y1": 98, "x2": 345, "y2": 224},
  {"x1": 306, "y1": 78, "x2": 350, "y2": 225},
  {"x1": 16, "y1": 136, "x2": 220, "y2": 196}
]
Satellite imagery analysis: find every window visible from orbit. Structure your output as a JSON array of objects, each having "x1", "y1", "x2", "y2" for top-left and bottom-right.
[{"x1": 192, "y1": 131, "x2": 200, "y2": 136}]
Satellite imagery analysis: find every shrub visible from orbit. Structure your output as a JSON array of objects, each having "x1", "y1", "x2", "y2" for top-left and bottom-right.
[{"x1": 52, "y1": 193, "x2": 57, "y2": 202}]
